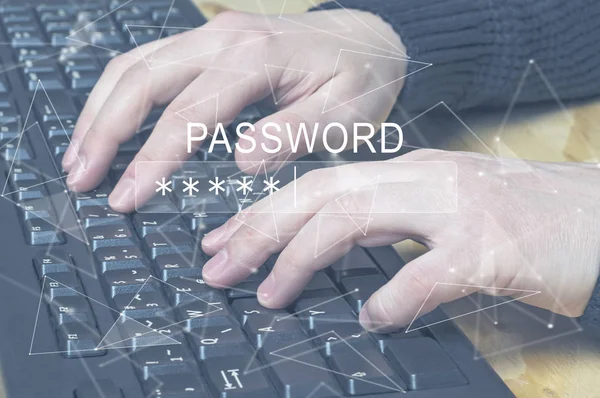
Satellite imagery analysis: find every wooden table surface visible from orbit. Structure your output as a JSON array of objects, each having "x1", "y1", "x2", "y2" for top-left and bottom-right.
[{"x1": 196, "y1": 1, "x2": 600, "y2": 397}]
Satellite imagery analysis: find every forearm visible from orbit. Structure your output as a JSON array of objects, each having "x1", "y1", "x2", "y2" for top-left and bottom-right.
[{"x1": 317, "y1": 0, "x2": 600, "y2": 112}]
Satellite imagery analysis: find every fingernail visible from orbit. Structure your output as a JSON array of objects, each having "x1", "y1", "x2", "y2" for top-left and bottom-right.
[
  {"x1": 109, "y1": 178, "x2": 136, "y2": 210},
  {"x1": 203, "y1": 248, "x2": 228, "y2": 281},
  {"x1": 258, "y1": 272, "x2": 277, "y2": 303},
  {"x1": 66, "y1": 154, "x2": 86, "y2": 188},
  {"x1": 359, "y1": 303, "x2": 374, "y2": 330},
  {"x1": 62, "y1": 139, "x2": 80, "y2": 171},
  {"x1": 203, "y1": 226, "x2": 226, "y2": 247}
]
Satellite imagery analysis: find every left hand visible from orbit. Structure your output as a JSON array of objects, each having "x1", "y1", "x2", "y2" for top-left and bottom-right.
[{"x1": 200, "y1": 149, "x2": 600, "y2": 332}]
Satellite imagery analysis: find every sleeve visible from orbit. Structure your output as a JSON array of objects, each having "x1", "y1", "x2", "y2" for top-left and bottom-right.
[{"x1": 314, "y1": 0, "x2": 600, "y2": 112}]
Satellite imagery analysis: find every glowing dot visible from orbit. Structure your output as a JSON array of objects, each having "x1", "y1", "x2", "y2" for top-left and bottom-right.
[
  {"x1": 447, "y1": 177, "x2": 454, "y2": 182},
  {"x1": 493, "y1": 321, "x2": 498, "y2": 325},
  {"x1": 553, "y1": 189, "x2": 558, "y2": 194},
  {"x1": 449, "y1": 268, "x2": 455, "y2": 273},
  {"x1": 577, "y1": 208, "x2": 582, "y2": 213},
  {"x1": 547, "y1": 323, "x2": 554, "y2": 329},
  {"x1": 477, "y1": 171, "x2": 484, "y2": 177},
  {"x1": 503, "y1": 181, "x2": 508, "y2": 186},
  {"x1": 461, "y1": 289, "x2": 466, "y2": 293},
  {"x1": 529, "y1": 59, "x2": 535, "y2": 64},
  {"x1": 251, "y1": 268, "x2": 258, "y2": 274},
  {"x1": 494, "y1": 136, "x2": 500, "y2": 142},
  {"x1": 364, "y1": 63, "x2": 371, "y2": 69}
]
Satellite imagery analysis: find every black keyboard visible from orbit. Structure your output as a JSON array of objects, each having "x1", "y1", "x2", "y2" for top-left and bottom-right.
[{"x1": 0, "y1": 0, "x2": 514, "y2": 397}]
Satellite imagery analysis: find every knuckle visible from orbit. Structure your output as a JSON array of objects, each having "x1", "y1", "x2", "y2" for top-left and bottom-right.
[
  {"x1": 333, "y1": 191, "x2": 364, "y2": 216},
  {"x1": 121, "y1": 60, "x2": 148, "y2": 82},
  {"x1": 402, "y1": 267, "x2": 434, "y2": 299},
  {"x1": 401, "y1": 148, "x2": 441, "y2": 161},
  {"x1": 104, "y1": 55, "x2": 129, "y2": 74},
  {"x1": 210, "y1": 10, "x2": 251, "y2": 26}
]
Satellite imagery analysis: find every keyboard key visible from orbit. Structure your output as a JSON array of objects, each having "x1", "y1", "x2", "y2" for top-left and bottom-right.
[
  {"x1": 87, "y1": 224, "x2": 136, "y2": 249},
  {"x1": 312, "y1": 321, "x2": 373, "y2": 357},
  {"x1": 70, "y1": 70, "x2": 101, "y2": 90},
  {"x1": 133, "y1": 213, "x2": 187, "y2": 237},
  {"x1": 143, "y1": 373, "x2": 207, "y2": 397},
  {"x1": 189, "y1": 325, "x2": 252, "y2": 360},
  {"x1": 327, "y1": 348, "x2": 407, "y2": 395},
  {"x1": 44, "y1": 272, "x2": 83, "y2": 299},
  {"x1": 27, "y1": 72, "x2": 65, "y2": 91},
  {"x1": 24, "y1": 218, "x2": 65, "y2": 245},
  {"x1": 243, "y1": 314, "x2": 305, "y2": 348},
  {"x1": 72, "y1": 180, "x2": 111, "y2": 209},
  {"x1": 33, "y1": 90, "x2": 78, "y2": 122},
  {"x1": 231, "y1": 298, "x2": 288, "y2": 325},
  {"x1": 174, "y1": 300, "x2": 232, "y2": 330},
  {"x1": 57, "y1": 322, "x2": 106, "y2": 358},
  {"x1": 95, "y1": 245, "x2": 148, "y2": 271},
  {"x1": 384, "y1": 337, "x2": 467, "y2": 390},
  {"x1": 164, "y1": 277, "x2": 225, "y2": 305},
  {"x1": 204, "y1": 355, "x2": 277, "y2": 398},
  {"x1": 261, "y1": 339, "x2": 341, "y2": 398},
  {"x1": 19, "y1": 199, "x2": 55, "y2": 221},
  {"x1": 132, "y1": 344, "x2": 195, "y2": 379},
  {"x1": 34, "y1": 249, "x2": 73, "y2": 277},
  {"x1": 144, "y1": 231, "x2": 195, "y2": 258},
  {"x1": 341, "y1": 274, "x2": 388, "y2": 313},
  {"x1": 185, "y1": 212, "x2": 229, "y2": 236},
  {"x1": 43, "y1": 119, "x2": 76, "y2": 138},
  {"x1": 293, "y1": 297, "x2": 356, "y2": 330},
  {"x1": 113, "y1": 290, "x2": 169, "y2": 319},
  {"x1": 327, "y1": 247, "x2": 381, "y2": 283},
  {"x1": 74, "y1": 379, "x2": 122, "y2": 398},
  {"x1": 154, "y1": 252, "x2": 205, "y2": 280},
  {"x1": 104, "y1": 267, "x2": 152, "y2": 296},
  {"x1": 49, "y1": 295, "x2": 94, "y2": 325},
  {"x1": 11, "y1": 31, "x2": 46, "y2": 48},
  {"x1": 79, "y1": 205, "x2": 127, "y2": 228},
  {"x1": 371, "y1": 328, "x2": 425, "y2": 353}
]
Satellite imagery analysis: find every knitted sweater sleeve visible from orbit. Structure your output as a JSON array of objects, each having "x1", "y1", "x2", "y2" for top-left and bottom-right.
[
  {"x1": 316, "y1": 0, "x2": 600, "y2": 112},
  {"x1": 315, "y1": 0, "x2": 600, "y2": 331}
]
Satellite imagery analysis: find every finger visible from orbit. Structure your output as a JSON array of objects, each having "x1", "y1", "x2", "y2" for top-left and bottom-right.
[
  {"x1": 235, "y1": 74, "x2": 386, "y2": 173},
  {"x1": 256, "y1": 183, "x2": 441, "y2": 308},
  {"x1": 63, "y1": 34, "x2": 184, "y2": 171},
  {"x1": 200, "y1": 167, "x2": 340, "y2": 286},
  {"x1": 65, "y1": 48, "x2": 207, "y2": 192},
  {"x1": 107, "y1": 67, "x2": 271, "y2": 212},
  {"x1": 359, "y1": 248, "x2": 480, "y2": 333}
]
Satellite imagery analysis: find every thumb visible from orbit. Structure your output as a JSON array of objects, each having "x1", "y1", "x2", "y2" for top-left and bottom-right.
[{"x1": 359, "y1": 248, "x2": 482, "y2": 333}]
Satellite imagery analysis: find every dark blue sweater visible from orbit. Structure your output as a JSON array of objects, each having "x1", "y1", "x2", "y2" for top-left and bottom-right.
[{"x1": 317, "y1": 0, "x2": 600, "y2": 331}]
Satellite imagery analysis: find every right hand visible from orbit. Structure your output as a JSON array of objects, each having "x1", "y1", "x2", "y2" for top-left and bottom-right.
[{"x1": 62, "y1": 9, "x2": 408, "y2": 213}]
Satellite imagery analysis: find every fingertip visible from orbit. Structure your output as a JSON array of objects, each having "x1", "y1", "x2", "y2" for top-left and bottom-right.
[
  {"x1": 202, "y1": 227, "x2": 226, "y2": 254},
  {"x1": 108, "y1": 177, "x2": 136, "y2": 213}
]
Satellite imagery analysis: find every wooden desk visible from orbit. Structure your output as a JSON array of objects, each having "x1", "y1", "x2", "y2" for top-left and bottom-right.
[{"x1": 196, "y1": 1, "x2": 600, "y2": 397}]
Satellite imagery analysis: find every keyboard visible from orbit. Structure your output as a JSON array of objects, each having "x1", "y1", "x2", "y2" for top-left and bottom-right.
[{"x1": 0, "y1": 0, "x2": 514, "y2": 397}]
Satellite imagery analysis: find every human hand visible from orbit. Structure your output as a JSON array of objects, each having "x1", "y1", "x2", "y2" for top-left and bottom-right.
[
  {"x1": 200, "y1": 150, "x2": 600, "y2": 332},
  {"x1": 62, "y1": 9, "x2": 407, "y2": 212}
]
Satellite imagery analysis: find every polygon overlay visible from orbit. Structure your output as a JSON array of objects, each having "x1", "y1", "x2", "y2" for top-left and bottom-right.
[{"x1": 1, "y1": 80, "x2": 87, "y2": 243}]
